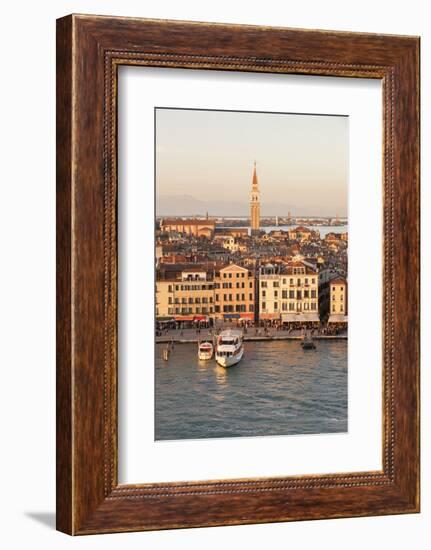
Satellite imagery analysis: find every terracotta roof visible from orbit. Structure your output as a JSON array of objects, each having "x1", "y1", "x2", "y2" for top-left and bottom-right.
[
  {"x1": 291, "y1": 226, "x2": 312, "y2": 232},
  {"x1": 161, "y1": 218, "x2": 216, "y2": 226},
  {"x1": 330, "y1": 278, "x2": 347, "y2": 285}
]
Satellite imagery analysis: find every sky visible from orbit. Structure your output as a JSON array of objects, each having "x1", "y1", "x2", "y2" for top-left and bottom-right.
[{"x1": 155, "y1": 108, "x2": 348, "y2": 218}]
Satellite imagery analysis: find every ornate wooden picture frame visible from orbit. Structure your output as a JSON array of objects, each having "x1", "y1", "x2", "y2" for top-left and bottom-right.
[{"x1": 56, "y1": 14, "x2": 420, "y2": 535}]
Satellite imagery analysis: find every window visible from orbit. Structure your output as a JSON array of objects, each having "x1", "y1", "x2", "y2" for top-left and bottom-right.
[
  {"x1": 249, "y1": 293, "x2": 253, "y2": 300},
  {"x1": 236, "y1": 294, "x2": 240, "y2": 301},
  {"x1": 236, "y1": 273, "x2": 239, "y2": 277},
  {"x1": 262, "y1": 290, "x2": 266, "y2": 298},
  {"x1": 289, "y1": 290, "x2": 294, "y2": 299},
  {"x1": 274, "y1": 302, "x2": 278, "y2": 310},
  {"x1": 290, "y1": 278, "x2": 294, "y2": 285},
  {"x1": 274, "y1": 291, "x2": 278, "y2": 298},
  {"x1": 202, "y1": 297, "x2": 207, "y2": 304},
  {"x1": 215, "y1": 294, "x2": 219, "y2": 301},
  {"x1": 168, "y1": 285, "x2": 173, "y2": 292},
  {"x1": 195, "y1": 297, "x2": 200, "y2": 304},
  {"x1": 304, "y1": 303, "x2": 309, "y2": 310},
  {"x1": 236, "y1": 282, "x2": 240, "y2": 288},
  {"x1": 262, "y1": 302, "x2": 266, "y2": 310},
  {"x1": 242, "y1": 294, "x2": 245, "y2": 300},
  {"x1": 273, "y1": 281, "x2": 279, "y2": 288},
  {"x1": 168, "y1": 308, "x2": 173, "y2": 315},
  {"x1": 297, "y1": 290, "x2": 302, "y2": 299},
  {"x1": 333, "y1": 286, "x2": 336, "y2": 291},
  {"x1": 228, "y1": 273, "x2": 232, "y2": 278},
  {"x1": 311, "y1": 290, "x2": 316, "y2": 298},
  {"x1": 196, "y1": 307, "x2": 200, "y2": 313},
  {"x1": 289, "y1": 303, "x2": 295, "y2": 311},
  {"x1": 312, "y1": 278, "x2": 316, "y2": 284},
  {"x1": 340, "y1": 304, "x2": 344, "y2": 312},
  {"x1": 282, "y1": 278, "x2": 286, "y2": 285},
  {"x1": 249, "y1": 304, "x2": 254, "y2": 312},
  {"x1": 304, "y1": 290, "x2": 309, "y2": 298},
  {"x1": 168, "y1": 297, "x2": 172, "y2": 304},
  {"x1": 261, "y1": 281, "x2": 267, "y2": 288},
  {"x1": 282, "y1": 302, "x2": 287, "y2": 311},
  {"x1": 282, "y1": 290, "x2": 288, "y2": 299},
  {"x1": 332, "y1": 305, "x2": 336, "y2": 311},
  {"x1": 241, "y1": 273, "x2": 245, "y2": 278},
  {"x1": 249, "y1": 282, "x2": 253, "y2": 288},
  {"x1": 188, "y1": 297, "x2": 193, "y2": 304},
  {"x1": 305, "y1": 278, "x2": 308, "y2": 285}
]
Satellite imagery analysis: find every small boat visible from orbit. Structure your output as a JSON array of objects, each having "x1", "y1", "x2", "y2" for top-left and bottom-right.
[
  {"x1": 301, "y1": 334, "x2": 316, "y2": 350},
  {"x1": 215, "y1": 330, "x2": 244, "y2": 368},
  {"x1": 198, "y1": 341, "x2": 214, "y2": 360}
]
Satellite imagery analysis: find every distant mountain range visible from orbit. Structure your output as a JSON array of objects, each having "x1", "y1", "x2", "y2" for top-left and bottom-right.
[{"x1": 156, "y1": 194, "x2": 298, "y2": 217}]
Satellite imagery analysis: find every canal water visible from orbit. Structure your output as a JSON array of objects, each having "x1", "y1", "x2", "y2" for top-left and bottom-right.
[{"x1": 155, "y1": 340, "x2": 347, "y2": 440}]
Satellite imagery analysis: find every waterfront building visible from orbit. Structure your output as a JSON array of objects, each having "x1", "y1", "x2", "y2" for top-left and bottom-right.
[
  {"x1": 250, "y1": 161, "x2": 260, "y2": 235},
  {"x1": 160, "y1": 217, "x2": 216, "y2": 238},
  {"x1": 328, "y1": 278, "x2": 348, "y2": 323},
  {"x1": 214, "y1": 263, "x2": 255, "y2": 321},
  {"x1": 156, "y1": 266, "x2": 215, "y2": 321},
  {"x1": 259, "y1": 264, "x2": 281, "y2": 321},
  {"x1": 155, "y1": 279, "x2": 172, "y2": 319},
  {"x1": 279, "y1": 261, "x2": 319, "y2": 325}
]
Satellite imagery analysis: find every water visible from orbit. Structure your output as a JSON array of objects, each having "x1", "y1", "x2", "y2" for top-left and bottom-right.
[
  {"x1": 219, "y1": 225, "x2": 347, "y2": 238},
  {"x1": 263, "y1": 225, "x2": 347, "y2": 238},
  {"x1": 155, "y1": 340, "x2": 347, "y2": 440}
]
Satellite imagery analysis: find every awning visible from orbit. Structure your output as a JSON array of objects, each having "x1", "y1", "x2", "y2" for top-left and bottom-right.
[
  {"x1": 193, "y1": 315, "x2": 209, "y2": 322},
  {"x1": 282, "y1": 313, "x2": 320, "y2": 323},
  {"x1": 328, "y1": 314, "x2": 348, "y2": 323},
  {"x1": 174, "y1": 315, "x2": 194, "y2": 321},
  {"x1": 223, "y1": 313, "x2": 240, "y2": 319},
  {"x1": 239, "y1": 313, "x2": 254, "y2": 320},
  {"x1": 259, "y1": 313, "x2": 280, "y2": 320}
]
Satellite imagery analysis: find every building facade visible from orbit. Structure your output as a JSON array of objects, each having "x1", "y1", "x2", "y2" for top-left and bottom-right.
[
  {"x1": 250, "y1": 161, "x2": 260, "y2": 235},
  {"x1": 258, "y1": 261, "x2": 319, "y2": 324},
  {"x1": 328, "y1": 278, "x2": 348, "y2": 323},
  {"x1": 160, "y1": 218, "x2": 215, "y2": 238},
  {"x1": 214, "y1": 264, "x2": 255, "y2": 321},
  {"x1": 156, "y1": 269, "x2": 215, "y2": 320},
  {"x1": 259, "y1": 264, "x2": 281, "y2": 320}
]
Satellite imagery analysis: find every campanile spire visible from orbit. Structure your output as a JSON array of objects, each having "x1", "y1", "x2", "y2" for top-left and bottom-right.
[{"x1": 250, "y1": 161, "x2": 260, "y2": 235}]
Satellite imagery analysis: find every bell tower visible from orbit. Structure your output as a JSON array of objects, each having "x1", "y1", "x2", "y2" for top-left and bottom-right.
[{"x1": 250, "y1": 161, "x2": 260, "y2": 236}]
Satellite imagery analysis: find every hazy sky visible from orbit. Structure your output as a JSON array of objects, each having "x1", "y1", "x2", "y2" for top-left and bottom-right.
[{"x1": 155, "y1": 108, "x2": 348, "y2": 217}]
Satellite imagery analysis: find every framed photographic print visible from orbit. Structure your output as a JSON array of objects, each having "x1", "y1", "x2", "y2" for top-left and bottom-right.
[{"x1": 56, "y1": 15, "x2": 420, "y2": 535}]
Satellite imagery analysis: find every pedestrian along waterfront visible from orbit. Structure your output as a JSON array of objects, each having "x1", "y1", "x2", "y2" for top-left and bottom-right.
[{"x1": 155, "y1": 339, "x2": 347, "y2": 441}]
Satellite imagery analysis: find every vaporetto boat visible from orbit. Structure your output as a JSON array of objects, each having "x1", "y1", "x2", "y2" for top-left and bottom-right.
[{"x1": 215, "y1": 329, "x2": 244, "y2": 368}]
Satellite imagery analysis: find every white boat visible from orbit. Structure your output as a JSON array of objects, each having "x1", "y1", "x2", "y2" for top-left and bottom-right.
[
  {"x1": 215, "y1": 330, "x2": 244, "y2": 367},
  {"x1": 198, "y1": 341, "x2": 214, "y2": 360}
]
